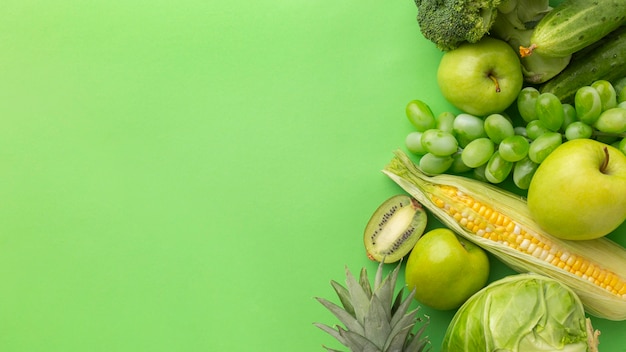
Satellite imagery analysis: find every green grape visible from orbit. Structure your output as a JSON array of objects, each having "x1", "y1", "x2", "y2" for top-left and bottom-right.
[
  {"x1": 517, "y1": 87, "x2": 540, "y2": 123},
  {"x1": 513, "y1": 157, "x2": 539, "y2": 190},
  {"x1": 594, "y1": 107, "x2": 626, "y2": 134},
  {"x1": 484, "y1": 151, "x2": 513, "y2": 184},
  {"x1": 535, "y1": 92, "x2": 564, "y2": 132},
  {"x1": 619, "y1": 86, "x2": 626, "y2": 104},
  {"x1": 619, "y1": 101, "x2": 626, "y2": 109},
  {"x1": 419, "y1": 153, "x2": 454, "y2": 175},
  {"x1": 406, "y1": 99, "x2": 436, "y2": 132},
  {"x1": 564, "y1": 121, "x2": 593, "y2": 140},
  {"x1": 596, "y1": 134, "x2": 619, "y2": 145},
  {"x1": 437, "y1": 111, "x2": 456, "y2": 134},
  {"x1": 453, "y1": 113, "x2": 487, "y2": 147},
  {"x1": 498, "y1": 135, "x2": 530, "y2": 162},
  {"x1": 591, "y1": 80, "x2": 618, "y2": 111},
  {"x1": 514, "y1": 126, "x2": 527, "y2": 137},
  {"x1": 526, "y1": 120, "x2": 550, "y2": 140},
  {"x1": 575, "y1": 86, "x2": 603, "y2": 125},
  {"x1": 561, "y1": 103, "x2": 577, "y2": 130},
  {"x1": 421, "y1": 129, "x2": 459, "y2": 156},
  {"x1": 528, "y1": 132, "x2": 562, "y2": 164},
  {"x1": 473, "y1": 164, "x2": 487, "y2": 182},
  {"x1": 618, "y1": 138, "x2": 626, "y2": 155},
  {"x1": 449, "y1": 151, "x2": 472, "y2": 174},
  {"x1": 405, "y1": 131, "x2": 427, "y2": 155},
  {"x1": 614, "y1": 77, "x2": 626, "y2": 95},
  {"x1": 612, "y1": 139, "x2": 621, "y2": 150},
  {"x1": 461, "y1": 137, "x2": 495, "y2": 168},
  {"x1": 484, "y1": 113, "x2": 515, "y2": 144}
]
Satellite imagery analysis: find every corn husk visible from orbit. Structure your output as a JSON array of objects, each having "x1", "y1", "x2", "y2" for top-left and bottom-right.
[{"x1": 383, "y1": 149, "x2": 626, "y2": 321}]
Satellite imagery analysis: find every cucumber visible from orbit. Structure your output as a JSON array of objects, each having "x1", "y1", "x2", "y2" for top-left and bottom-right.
[
  {"x1": 540, "y1": 26, "x2": 626, "y2": 103},
  {"x1": 520, "y1": 0, "x2": 626, "y2": 58}
]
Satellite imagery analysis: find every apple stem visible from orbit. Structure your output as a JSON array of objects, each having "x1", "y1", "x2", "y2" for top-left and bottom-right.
[
  {"x1": 600, "y1": 146, "x2": 609, "y2": 174},
  {"x1": 488, "y1": 74, "x2": 501, "y2": 93}
]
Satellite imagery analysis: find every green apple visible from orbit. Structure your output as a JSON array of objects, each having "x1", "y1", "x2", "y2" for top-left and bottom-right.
[
  {"x1": 405, "y1": 228, "x2": 490, "y2": 310},
  {"x1": 527, "y1": 139, "x2": 626, "y2": 240},
  {"x1": 437, "y1": 37, "x2": 523, "y2": 116}
]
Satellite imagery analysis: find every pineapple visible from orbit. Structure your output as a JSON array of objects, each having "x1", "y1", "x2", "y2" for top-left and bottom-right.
[{"x1": 314, "y1": 261, "x2": 431, "y2": 352}]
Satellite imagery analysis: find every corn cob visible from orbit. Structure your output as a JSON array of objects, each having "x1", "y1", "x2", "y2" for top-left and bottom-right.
[{"x1": 384, "y1": 149, "x2": 626, "y2": 321}]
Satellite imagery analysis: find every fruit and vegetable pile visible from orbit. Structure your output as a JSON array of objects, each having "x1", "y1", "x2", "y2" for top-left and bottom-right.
[{"x1": 314, "y1": 0, "x2": 626, "y2": 351}]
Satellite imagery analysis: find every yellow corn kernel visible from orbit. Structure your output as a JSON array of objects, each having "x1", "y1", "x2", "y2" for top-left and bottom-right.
[
  {"x1": 579, "y1": 261, "x2": 590, "y2": 275},
  {"x1": 571, "y1": 258, "x2": 582, "y2": 272},
  {"x1": 430, "y1": 184, "x2": 626, "y2": 300}
]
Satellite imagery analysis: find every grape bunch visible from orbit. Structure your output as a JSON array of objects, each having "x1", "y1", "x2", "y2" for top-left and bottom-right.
[{"x1": 405, "y1": 79, "x2": 626, "y2": 191}]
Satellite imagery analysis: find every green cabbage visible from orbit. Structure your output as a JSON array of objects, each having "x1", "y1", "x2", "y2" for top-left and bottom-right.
[{"x1": 441, "y1": 274, "x2": 600, "y2": 352}]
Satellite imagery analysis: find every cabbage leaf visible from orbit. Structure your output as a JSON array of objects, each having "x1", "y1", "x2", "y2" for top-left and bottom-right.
[{"x1": 441, "y1": 274, "x2": 600, "y2": 352}]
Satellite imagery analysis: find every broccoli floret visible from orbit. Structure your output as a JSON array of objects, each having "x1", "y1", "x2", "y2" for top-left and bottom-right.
[{"x1": 414, "y1": 0, "x2": 504, "y2": 51}]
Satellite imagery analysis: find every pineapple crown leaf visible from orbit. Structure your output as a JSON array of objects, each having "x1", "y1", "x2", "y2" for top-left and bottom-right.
[
  {"x1": 404, "y1": 315, "x2": 431, "y2": 352},
  {"x1": 337, "y1": 325, "x2": 381, "y2": 352},
  {"x1": 330, "y1": 280, "x2": 355, "y2": 317},
  {"x1": 390, "y1": 288, "x2": 416, "y2": 328},
  {"x1": 321, "y1": 346, "x2": 343, "y2": 352},
  {"x1": 359, "y1": 267, "x2": 373, "y2": 298},
  {"x1": 344, "y1": 265, "x2": 372, "y2": 326},
  {"x1": 389, "y1": 316, "x2": 418, "y2": 348},
  {"x1": 315, "y1": 297, "x2": 365, "y2": 336},
  {"x1": 385, "y1": 323, "x2": 416, "y2": 351},
  {"x1": 390, "y1": 288, "x2": 405, "y2": 317},
  {"x1": 314, "y1": 322, "x2": 346, "y2": 346},
  {"x1": 374, "y1": 259, "x2": 385, "y2": 290},
  {"x1": 316, "y1": 261, "x2": 431, "y2": 352},
  {"x1": 363, "y1": 293, "x2": 392, "y2": 348},
  {"x1": 387, "y1": 305, "x2": 431, "y2": 351},
  {"x1": 405, "y1": 334, "x2": 431, "y2": 352},
  {"x1": 372, "y1": 262, "x2": 399, "y2": 322}
]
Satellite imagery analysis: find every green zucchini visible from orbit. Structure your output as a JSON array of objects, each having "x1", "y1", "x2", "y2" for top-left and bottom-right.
[
  {"x1": 540, "y1": 26, "x2": 626, "y2": 103},
  {"x1": 520, "y1": 0, "x2": 626, "y2": 58}
]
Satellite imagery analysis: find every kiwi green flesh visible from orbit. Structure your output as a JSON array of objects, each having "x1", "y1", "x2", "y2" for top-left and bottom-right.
[{"x1": 364, "y1": 195, "x2": 428, "y2": 263}]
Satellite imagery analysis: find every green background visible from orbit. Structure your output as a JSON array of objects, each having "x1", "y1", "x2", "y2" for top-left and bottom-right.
[{"x1": 1, "y1": 0, "x2": 626, "y2": 351}]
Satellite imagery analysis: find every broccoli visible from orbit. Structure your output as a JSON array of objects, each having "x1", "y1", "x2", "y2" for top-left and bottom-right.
[{"x1": 414, "y1": 0, "x2": 504, "y2": 51}]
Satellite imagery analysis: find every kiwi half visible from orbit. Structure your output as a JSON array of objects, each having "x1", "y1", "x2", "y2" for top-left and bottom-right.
[{"x1": 364, "y1": 194, "x2": 428, "y2": 263}]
